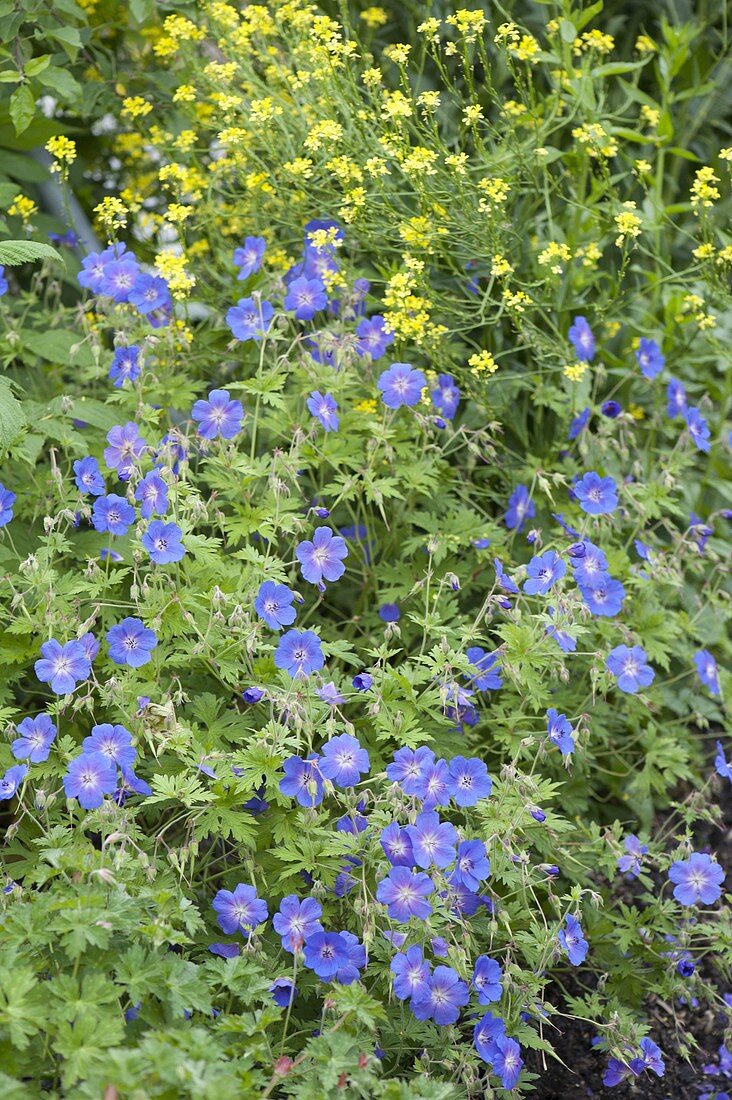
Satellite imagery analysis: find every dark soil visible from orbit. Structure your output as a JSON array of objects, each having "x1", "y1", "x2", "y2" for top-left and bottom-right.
[{"x1": 527, "y1": 779, "x2": 732, "y2": 1099}]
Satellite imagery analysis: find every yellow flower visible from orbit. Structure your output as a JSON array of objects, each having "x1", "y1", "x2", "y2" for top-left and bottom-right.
[
  {"x1": 362, "y1": 67, "x2": 383, "y2": 87},
  {"x1": 634, "y1": 159, "x2": 652, "y2": 175},
  {"x1": 462, "y1": 104, "x2": 483, "y2": 125},
  {"x1": 8, "y1": 193, "x2": 37, "y2": 222},
  {"x1": 491, "y1": 254, "x2": 513, "y2": 277},
  {"x1": 154, "y1": 251, "x2": 195, "y2": 298},
  {"x1": 304, "y1": 120, "x2": 343, "y2": 151},
  {"x1": 360, "y1": 6, "x2": 388, "y2": 28},
  {"x1": 690, "y1": 166, "x2": 720, "y2": 210},
  {"x1": 468, "y1": 350, "x2": 498, "y2": 376},
  {"x1": 502, "y1": 288, "x2": 530, "y2": 311},
  {"x1": 628, "y1": 404, "x2": 645, "y2": 420},
  {"x1": 355, "y1": 398, "x2": 378, "y2": 414},
  {"x1": 93, "y1": 196, "x2": 127, "y2": 231},
  {"x1": 401, "y1": 147, "x2": 438, "y2": 177},
  {"x1": 720, "y1": 148, "x2": 732, "y2": 161},
  {"x1": 640, "y1": 105, "x2": 660, "y2": 129},
  {"x1": 121, "y1": 96, "x2": 153, "y2": 120},
  {"x1": 250, "y1": 97, "x2": 283, "y2": 123},
  {"x1": 445, "y1": 153, "x2": 468, "y2": 174},
  {"x1": 477, "y1": 177, "x2": 510, "y2": 209},
  {"x1": 538, "y1": 241, "x2": 572, "y2": 274},
  {"x1": 173, "y1": 84, "x2": 197, "y2": 103},
  {"x1": 494, "y1": 22, "x2": 519, "y2": 44},
  {"x1": 635, "y1": 34, "x2": 656, "y2": 53},
  {"x1": 166, "y1": 203, "x2": 193, "y2": 225},
  {"x1": 417, "y1": 90, "x2": 441, "y2": 112},
  {"x1": 284, "y1": 157, "x2": 315, "y2": 178},
  {"x1": 564, "y1": 362, "x2": 588, "y2": 382},
  {"x1": 604, "y1": 320, "x2": 621, "y2": 337},
  {"x1": 446, "y1": 9, "x2": 487, "y2": 42},
  {"x1": 614, "y1": 202, "x2": 642, "y2": 247},
  {"x1": 417, "y1": 18, "x2": 441, "y2": 40},
  {"x1": 381, "y1": 90, "x2": 412, "y2": 121},
  {"x1": 692, "y1": 242, "x2": 715, "y2": 260},
  {"x1": 384, "y1": 43, "x2": 411, "y2": 65},
  {"x1": 511, "y1": 35, "x2": 540, "y2": 63},
  {"x1": 574, "y1": 30, "x2": 614, "y2": 55},
  {"x1": 45, "y1": 135, "x2": 77, "y2": 176}
]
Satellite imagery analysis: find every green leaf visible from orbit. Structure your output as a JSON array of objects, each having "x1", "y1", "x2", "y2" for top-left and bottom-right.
[
  {"x1": 0, "y1": 240, "x2": 63, "y2": 267},
  {"x1": 25, "y1": 55, "x2": 51, "y2": 78},
  {"x1": 9, "y1": 85, "x2": 35, "y2": 136},
  {"x1": 0, "y1": 378, "x2": 27, "y2": 451},
  {"x1": 39, "y1": 66, "x2": 82, "y2": 101}
]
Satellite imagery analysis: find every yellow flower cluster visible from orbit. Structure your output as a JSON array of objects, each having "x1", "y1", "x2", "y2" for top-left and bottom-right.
[
  {"x1": 572, "y1": 123, "x2": 618, "y2": 158},
  {"x1": 502, "y1": 288, "x2": 531, "y2": 312},
  {"x1": 491, "y1": 254, "x2": 513, "y2": 278},
  {"x1": 477, "y1": 177, "x2": 510, "y2": 212},
  {"x1": 382, "y1": 265, "x2": 439, "y2": 346},
  {"x1": 690, "y1": 167, "x2": 720, "y2": 210},
  {"x1": 564, "y1": 362, "x2": 588, "y2": 382},
  {"x1": 510, "y1": 35, "x2": 540, "y2": 63},
  {"x1": 446, "y1": 9, "x2": 487, "y2": 42},
  {"x1": 154, "y1": 14, "x2": 205, "y2": 57},
  {"x1": 121, "y1": 97, "x2": 153, "y2": 121},
  {"x1": 360, "y1": 6, "x2": 388, "y2": 29},
  {"x1": 468, "y1": 351, "x2": 498, "y2": 376},
  {"x1": 94, "y1": 196, "x2": 128, "y2": 231},
  {"x1": 573, "y1": 30, "x2": 615, "y2": 55},
  {"x1": 45, "y1": 135, "x2": 77, "y2": 176},
  {"x1": 154, "y1": 251, "x2": 196, "y2": 298},
  {"x1": 614, "y1": 202, "x2": 642, "y2": 247},
  {"x1": 538, "y1": 242, "x2": 571, "y2": 274},
  {"x1": 304, "y1": 120, "x2": 344, "y2": 151},
  {"x1": 8, "y1": 194, "x2": 37, "y2": 222}
]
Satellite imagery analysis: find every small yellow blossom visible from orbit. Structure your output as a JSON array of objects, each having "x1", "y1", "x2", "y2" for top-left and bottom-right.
[
  {"x1": 121, "y1": 96, "x2": 153, "y2": 120},
  {"x1": 502, "y1": 99, "x2": 527, "y2": 118},
  {"x1": 720, "y1": 148, "x2": 732, "y2": 161},
  {"x1": 417, "y1": 17, "x2": 441, "y2": 40},
  {"x1": 576, "y1": 243, "x2": 602, "y2": 269},
  {"x1": 491, "y1": 254, "x2": 513, "y2": 277},
  {"x1": 614, "y1": 202, "x2": 642, "y2": 247},
  {"x1": 574, "y1": 30, "x2": 614, "y2": 55},
  {"x1": 692, "y1": 242, "x2": 715, "y2": 260},
  {"x1": 494, "y1": 22, "x2": 519, "y2": 44},
  {"x1": 45, "y1": 135, "x2": 77, "y2": 176},
  {"x1": 360, "y1": 6, "x2": 387, "y2": 28},
  {"x1": 384, "y1": 43, "x2": 411, "y2": 65},
  {"x1": 355, "y1": 398, "x2": 378, "y2": 414},
  {"x1": 445, "y1": 153, "x2": 469, "y2": 174},
  {"x1": 690, "y1": 166, "x2": 720, "y2": 210},
  {"x1": 538, "y1": 241, "x2": 572, "y2": 274},
  {"x1": 381, "y1": 90, "x2": 412, "y2": 121},
  {"x1": 165, "y1": 203, "x2": 193, "y2": 225},
  {"x1": 304, "y1": 120, "x2": 344, "y2": 151},
  {"x1": 478, "y1": 177, "x2": 510, "y2": 209},
  {"x1": 446, "y1": 9, "x2": 487, "y2": 42},
  {"x1": 604, "y1": 321, "x2": 621, "y2": 337},
  {"x1": 511, "y1": 34, "x2": 540, "y2": 63},
  {"x1": 93, "y1": 195, "x2": 127, "y2": 231},
  {"x1": 628, "y1": 404, "x2": 645, "y2": 419},
  {"x1": 154, "y1": 251, "x2": 195, "y2": 298},
  {"x1": 640, "y1": 105, "x2": 660, "y2": 129},
  {"x1": 417, "y1": 90, "x2": 441, "y2": 112},
  {"x1": 462, "y1": 104, "x2": 484, "y2": 125},
  {"x1": 362, "y1": 67, "x2": 383, "y2": 87},
  {"x1": 8, "y1": 194, "x2": 38, "y2": 222},
  {"x1": 634, "y1": 159, "x2": 652, "y2": 175},
  {"x1": 173, "y1": 84, "x2": 196, "y2": 104},
  {"x1": 564, "y1": 362, "x2": 588, "y2": 382},
  {"x1": 635, "y1": 35, "x2": 656, "y2": 53},
  {"x1": 502, "y1": 288, "x2": 531, "y2": 312},
  {"x1": 284, "y1": 157, "x2": 315, "y2": 179},
  {"x1": 468, "y1": 350, "x2": 498, "y2": 376}
]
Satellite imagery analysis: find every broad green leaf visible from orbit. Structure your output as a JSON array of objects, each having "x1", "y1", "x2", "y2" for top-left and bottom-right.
[
  {"x1": 0, "y1": 377, "x2": 26, "y2": 450},
  {"x1": 8, "y1": 84, "x2": 35, "y2": 136},
  {"x1": 0, "y1": 240, "x2": 63, "y2": 267}
]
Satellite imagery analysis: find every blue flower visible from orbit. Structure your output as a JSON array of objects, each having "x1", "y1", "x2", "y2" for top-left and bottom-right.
[
  {"x1": 142, "y1": 520, "x2": 186, "y2": 564},
  {"x1": 63, "y1": 752, "x2": 117, "y2": 809},
  {"x1": 547, "y1": 708, "x2": 575, "y2": 755},
  {"x1": 82, "y1": 723, "x2": 136, "y2": 769},
  {"x1": 296, "y1": 527, "x2": 348, "y2": 585},
  {"x1": 471, "y1": 955, "x2": 502, "y2": 1004},
  {"x1": 128, "y1": 273, "x2": 171, "y2": 315},
  {"x1": 302, "y1": 931, "x2": 351, "y2": 980},
  {"x1": 524, "y1": 550, "x2": 566, "y2": 596},
  {"x1": 431, "y1": 374, "x2": 460, "y2": 419},
  {"x1": 570, "y1": 540, "x2": 608, "y2": 587},
  {"x1": 213, "y1": 884, "x2": 268, "y2": 933},
  {"x1": 0, "y1": 763, "x2": 27, "y2": 800},
  {"x1": 376, "y1": 866, "x2": 434, "y2": 922},
  {"x1": 492, "y1": 1035, "x2": 523, "y2": 1090},
  {"x1": 254, "y1": 580, "x2": 296, "y2": 631},
  {"x1": 191, "y1": 388, "x2": 244, "y2": 440},
  {"x1": 465, "y1": 647, "x2": 502, "y2": 691},
  {"x1": 233, "y1": 236, "x2": 266, "y2": 279},
  {"x1": 107, "y1": 617, "x2": 157, "y2": 668},
  {"x1": 12, "y1": 713, "x2": 57, "y2": 763},
  {"x1": 666, "y1": 377, "x2": 687, "y2": 418},
  {"x1": 558, "y1": 913, "x2": 588, "y2": 964},
  {"x1": 226, "y1": 296, "x2": 274, "y2": 341},
  {"x1": 447, "y1": 756, "x2": 492, "y2": 807},
  {"x1": 473, "y1": 1010, "x2": 506, "y2": 1063},
  {"x1": 352, "y1": 672, "x2": 373, "y2": 691},
  {"x1": 272, "y1": 894, "x2": 323, "y2": 952},
  {"x1": 715, "y1": 741, "x2": 732, "y2": 783},
  {"x1": 617, "y1": 835, "x2": 648, "y2": 878},
  {"x1": 635, "y1": 338, "x2": 665, "y2": 379},
  {"x1": 92, "y1": 494, "x2": 135, "y2": 536},
  {"x1": 134, "y1": 471, "x2": 168, "y2": 518},
  {"x1": 0, "y1": 482, "x2": 17, "y2": 527},
  {"x1": 270, "y1": 979, "x2": 296, "y2": 1007},
  {"x1": 606, "y1": 644, "x2": 654, "y2": 694},
  {"x1": 574, "y1": 471, "x2": 618, "y2": 515},
  {"x1": 568, "y1": 407, "x2": 590, "y2": 440},
  {"x1": 274, "y1": 629, "x2": 324, "y2": 678},
  {"x1": 355, "y1": 315, "x2": 394, "y2": 359},
  {"x1": 450, "y1": 839, "x2": 490, "y2": 892},
  {"x1": 284, "y1": 275, "x2": 327, "y2": 321},
  {"x1": 580, "y1": 576, "x2": 625, "y2": 617},
  {"x1": 109, "y1": 345, "x2": 141, "y2": 388},
  {"x1": 412, "y1": 757, "x2": 451, "y2": 810},
  {"x1": 685, "y1": 406, "x2": 711, "y2": 452},
  {"x1": 391, "y1": 946, "x2": 430, "y2": 1001},
  {"x1": 101, "y1": 253, "x2": 141, "y2": 302},
  {"x1": 386, "y1": 746, "x2": 434, "y2": 796},
  {"x1": 411, "y1": 966, "x2": 469, "y2": 1026},
  {"x1": 668, "y1": 852, "x2": 724, "y2": 905},
  {"x1": 380, "y1": 822, "x2": 415, "y2": 866},
  {"x1": 104, "y1": 422, "x2": 146, "y2": 477},
  {"x1": 307, "y1": 391, "x2": 339, "y2": 432},
  {"x1": 279, "y1": 754, "x2": 324, "y2": 807},
  {"x1": 35, "y1": 638, "x2": 91, "y2": 694},
  {"x1": 78, "y1": 243, "x2": 129, "y2": 294},
  {"x1": 504, "y1": 484, "x2": 535, "y2": 531},
  {"x1": 377, "y1": 363, "x2": 426, "y2": 409},
  {"x1": 568, "y1": 316, "x2": 595, "y2": 361},
  {"x1": 0, "y1": 265, "x2": 7, "y2": 296},
  {"x1": 601, "y1": 400, "x2": 622, "y2": 418},
  {"x1": 378, "y1": 603, "x2": 400, "y2": 623},
  {"x1": 72, "y1": 457, "x2": 105, "y2": 497},
  {"x1": 319, "y1": 733, "x2": 370, "y2": 788},
  {"x1": 407, "y1": 811, "x2": 457, "y2": 869},
  {"x1": 334, "y1": 930, "x2": 367, "y2": 984},
  {"x1": 494, "y1": 558, "x2": 519, "y2": 594},
  {"x1": 694, "y1": 649, "x2": 720, "y2": 695}
]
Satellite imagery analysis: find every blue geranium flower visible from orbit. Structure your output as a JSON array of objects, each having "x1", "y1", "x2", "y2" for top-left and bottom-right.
[
  {"x1": 134, "y1": 471, "x2": 168, "y2": 518},
  {"x1": 284, "y1": 275, "x2": 327, "y2": 321},
  {"x1": 101, "y1": 253, "x2": 140, "y2": 302},
  {"x1": 319, "y1": 733, "x2": 370, "y2": 788},
  {"x1": 141, "y1": 520, "x2": 186, "y2": 564},
  {"x1": 279, "y1": 754, "x2": 324, "y2": 807},
  {"x1": 694, "y1": 649, "x2": 720, "y2": 695},
  {"x1": 391, "y1": 946, "x2": 430, "y2": 1001},
  {"x1": 580, "y1": 576, "x2": 625, "y2": 616},
  {"x1": 606, "y1": 644, "x2": 654, "y2": 694},
  {"x1": 92, "y1": 494, "x2": 135, "y2": 536},
  {"x1": 524, "y1": 550, "x2": 566, "y2": 595},
  {"x1": 302, "y1": 931, "x2": 350, "y2": 980},
  {"x1": 233, "y1": 236, "x2": 266, "y2": 279},
  {"x1": 273, "y1": 894, "x2": 323, "y2": 952},
  {"x1": 213, "y1": 884, "x2": 268, "y2": 934},
  {"x1": 0, "y1": 764, "x2": 28, "y2": 801},
  {"x1": 104, "y1": 422, "x2": 147, "y2": 477},
  {"x1": 377, "y1": 362, "x2": 426, "y2": 409},
  {"x1": 307, "y1": 391, "x2": 339, "y2": 432},
  {"x1": 431, "y1": 374, "x2": 460, "y2": 419},
  {"x1": 668, "y1": 852, "x2": 724, "y2": 906},
  {"x1": 109, "y1": 345, "x2": 141, "y2": 388},
  {"x1": 547, "y1": 708, "x2": 575, "y2": 755},
  {"x1": 573, "y1": 471, "x2": 618, "y2": 515},
  {"x1": 447, "y1": 756, "x2": 492, "y2": 806},
  {"x1": 226, "y1": 296, "x2": 274, "y2": 341},
  {"x1": 380, "y1": 822, "x2": 414, "y2": 866},
  {"x1": 63, "y1": 752, "x2": 117, "y2": 809},
  {"x1": 355, "y1": 314, "x2": 394, "y2": 359},
  {"x1": 107, "y1": 617, "x2": 157, "y2": 667},
  {"x1": 407, "y1": 811, "x2": 457, "y2": 869},
  {"x1": 274, "y1": 629, "x2": 324, "y2": 678},
  {"x1": 635, "y1": 338, "x2": 665, "y2": 379},
  {"x1": 504, "y1": 484, "x2": 534, "y2": 531},
  {"x1": 617, "y1": 834, "x2": 648, "y2": 878},
  {"x1": 666, "y1": 377, "x2": 687, "y2": 418},
  {"x1": 410, "y1": 966, "x2": 469, "y2": 1026},
  {"x1": 35, "y1": 638, "x2": 91, "y2": 694},
  {"x1": 191, "y1": 389, "x2": 244, "y2": 439},
  {"x1": 12, "y1": 713, "x2": 57, "y2": 763},
  {"x1": 472, "y1": 956, "x2": 503, "y2": 1004},
  {"x1": 465, "y1": 647, "x2": 502, "y2": 691},
  {"x1": 82, "y1": 723, "x2": 136, "y2": 769},
  {"x1": 568, "y1": 316, "x2": 595, "y2": 361},
  {"x1": 128, "y1": 273, "x2": 171, "y2": 315},
  {"x1": 568, "y1": 407, "x2": 590, "y2": 440},
  {"x1": 254, "y1": 580, "x2": 297, "y2": 631},
  {"x1": 72, "y1": 457, "x2": 105, "y2": 496},
  {"x1": 296, "y1": 527, "x2": 348, "y2": 586},
  {"x1": 386, "y1": 746, "x2": 434, "y2": 795},
  {"x1": 685, "y1": 406, "x2": 711, "y2": 452},
  {"x1": 558, "y1": 913, "x2": 588, "y2": 964},
  {"x1": 450, "y1": 839, "x2": 490, "y2": 892}
]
